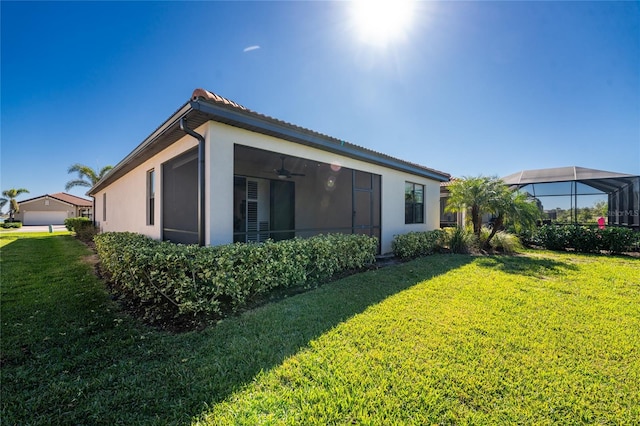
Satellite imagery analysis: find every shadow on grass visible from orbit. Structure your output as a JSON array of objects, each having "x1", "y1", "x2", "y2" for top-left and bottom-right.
[
  {"x1": 0, "y1": 236, "x2": 473, "y2": 425},
  {"x1": 475, "y1": 255, "x2": 578, "y2": 278}
]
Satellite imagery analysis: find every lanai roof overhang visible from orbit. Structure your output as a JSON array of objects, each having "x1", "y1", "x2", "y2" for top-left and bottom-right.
[
  {"x1": 89, "y1": 89, "x2": 450, "y2": 195},
  {"x1": 502, "y1": 166, "x2": 638, "y2": 195}
]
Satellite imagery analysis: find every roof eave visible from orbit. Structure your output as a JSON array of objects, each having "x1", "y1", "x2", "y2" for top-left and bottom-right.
[
  {"x1": 89, "y1": 97, "x2": 450, "y2": 196},
  {"x1": 88, "y1": 102, "x2": 194, "y2": 195},
  {"x1": 191, "y1": 99, "x2": 450, "y2": 181},
  {"x1": 19, "y1": 194, "x2": 76, "y2": 208}
]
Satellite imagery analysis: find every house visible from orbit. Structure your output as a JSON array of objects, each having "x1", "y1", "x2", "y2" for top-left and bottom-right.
[
  {"x1": 88, "y1": 88, "x2": 450, "y2": 254},
  {"x1": 15, "y1": 192, "x2": 93, "y2": 225}
]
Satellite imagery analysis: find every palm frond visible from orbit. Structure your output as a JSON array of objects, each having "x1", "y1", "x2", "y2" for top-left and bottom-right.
[
  {"x1": 66, "y1": 163, "x2": 112, "y2": 190},
  {"x1": 65, "y1": 179, "x2": 92, "y2": 191},
  {"x1": 2, "y1": 188, "x2": 30, "y2": 199}
]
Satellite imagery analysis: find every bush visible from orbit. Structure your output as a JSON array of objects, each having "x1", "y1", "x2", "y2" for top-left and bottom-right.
[
  {"x1": 65, "y1": 217, "x2": 97, "y2": 242},
  {"x1": 599, "y1": 227, "x2": 639, "y2": 254},
  {"x1": 94, "y1": 232, "x2": 378, "y2": 322},
  {"x1": 75, "y1": 223, "x2": 98, "y2": 242},
  {"x1": 477, "y1": 227, "x2": 492, "y2": 249},
  {"x1": 391, "y1": 230, "x2": 445, "y2": 260},
  {"x1": 0, "y1": 221, "x2": 22, "y2": 229},
  {"x1": 531, "y1": 225, "x2": 639, "y2": 254},
  {"x1": 532, "y1": 225, "x2": 572, "y2": 251},
  {"x1": 442, "y1": 226, "x2": 475, "y2": 254},
  {"x1": 489, "y1": 231, "x2": 523, "y2": 254},
  {"x1": 64, "y1": 217, "x2": 91, "y2": 231}
]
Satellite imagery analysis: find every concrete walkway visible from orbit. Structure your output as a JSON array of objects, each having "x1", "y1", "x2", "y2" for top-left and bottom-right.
[{"x1": 1, "y1": 225, "x2": 69, "y2": 233}]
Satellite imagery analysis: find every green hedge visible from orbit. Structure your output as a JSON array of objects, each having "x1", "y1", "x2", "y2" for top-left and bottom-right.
[
  {"x1": 530, "y1": 225, "x2": 639, "y2": 254},
  {"x1": 391, "y1": 230, "x2": 445, "y2": 260},
  {"x1": 64, "y1": 217, "x2": 97, "y2": 242},
  {"x1": 0, "y1": 221, "x2": 22, "y2": 229},
  {"x1": 94, "y1": 232, "x2": 378, "y2": 322},
  {"x1": 64, "y1": 217, "x2": 91, "y2": 231}
]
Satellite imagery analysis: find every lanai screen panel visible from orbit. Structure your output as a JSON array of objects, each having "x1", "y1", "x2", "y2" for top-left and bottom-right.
[
  {"x1": 233, "y1": 145, "x2": 381, "y2": 244},
  {"x1": 162, "y1": 149, "x2": 199, "y2": 244},
  {"x1": 503, "y1": 167, "x2": 639, "y2": 228},
  {"x1": 609, "y1": 177, "x2": 639, "y2": 228}
]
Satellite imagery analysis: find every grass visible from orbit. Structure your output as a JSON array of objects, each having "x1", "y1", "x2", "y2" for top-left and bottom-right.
[{"x1": 1, "y1": 233, "x2": 639, "y2": 424}]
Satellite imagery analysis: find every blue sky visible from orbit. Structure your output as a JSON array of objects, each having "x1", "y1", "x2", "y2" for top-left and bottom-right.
[{"x1": 2, "y1": 1, "x2": 638, "y2": 201}]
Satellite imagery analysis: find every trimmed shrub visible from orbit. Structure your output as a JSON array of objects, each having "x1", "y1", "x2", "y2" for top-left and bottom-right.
[
  {"x1": 64, "y1": 217, "x2": 91, "y2": 231},
  {"x1": 600, "y1": 227, "x2": 640, "y2": 254},
  {"x1": 65, "y1": 217, "x2": 98, "y2": 242},
  {"x1": 531, "y1": 224, "x2": 639, "y2": 254},
  {"x1": 0, "y1": 221, "x2": 22, "y2": 229},
  {"x1": 391, "y1": 230, "x2": 445, "y2": 260},
  {"x1": 567, "y1": 225, "x2": 601, "y2": 253},
  {"x1": 94, "y1": 232, "x2": 378, "y2": 322},
  {"x1": 76, "y1": 223, "x2": 99, "y2": 242},
  {"x1": 532, "y1": 225, "x2": 572, "y2": 251}
]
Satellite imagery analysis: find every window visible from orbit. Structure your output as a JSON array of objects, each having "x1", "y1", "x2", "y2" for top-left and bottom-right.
[
  {"x1": 147, "y1": 169, "x2": 155, "y2": 225},
  {"x1": 405, "y1": 182, "x2": 424, "y2": 224},
  {"x1": 102, "y1": 193, "x2": 107, "y2": 221}
]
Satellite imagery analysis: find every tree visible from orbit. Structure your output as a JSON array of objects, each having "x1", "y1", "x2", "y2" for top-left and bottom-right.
[
  {"x1": 1, "y1": 188, "x2": 30, "y2": 221},
  {"x1": 593, "y1": 200, "x2": 608, "y2": 218},
  {"x1": 445, "y1": 176, "x2": 503, "y2": 236},
  {"x1": 65, "y1": 164, "x2": 113, "y2": 191},
  {"x1": 487, "y1": 189, "x2": 541, "y2": 247},
  {"x1": 445, "y1": 176, "x2": 541, "y2": 249}
]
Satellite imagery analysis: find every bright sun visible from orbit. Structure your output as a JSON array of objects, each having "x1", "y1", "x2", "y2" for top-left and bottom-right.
[{"x1": 349, "y1": 0, "x2": 416, "y2": 48}]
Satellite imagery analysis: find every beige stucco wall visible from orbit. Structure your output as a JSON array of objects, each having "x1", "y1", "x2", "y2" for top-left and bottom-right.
[
  {"x1": 93, "y1": 126, "x2": 202, "y2": 238},
  {"x1": 15, "y1": 198, "x2": 77, "y2": 222},
  {"x1": 93, "y1": 119, "x2": 443, "y2": 253},
  {"x1": 206, "y1": 121, "x2": 441, "y2": 254}
]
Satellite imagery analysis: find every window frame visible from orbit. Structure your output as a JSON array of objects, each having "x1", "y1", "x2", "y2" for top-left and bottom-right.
[
  {"x1": 405, "y1": 182, "x2": 425, "y2": 224},
  {"x1": 147, "y1": 169, "x2": 155, "y2": 225},
  {"x1": 102, "y1": 193, "x2": 107, "y2": 221}
]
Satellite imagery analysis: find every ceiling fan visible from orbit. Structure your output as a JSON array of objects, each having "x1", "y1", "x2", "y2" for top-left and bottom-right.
[{"x1": 272, "y1": 156, "x2": 305, "y2": 179}]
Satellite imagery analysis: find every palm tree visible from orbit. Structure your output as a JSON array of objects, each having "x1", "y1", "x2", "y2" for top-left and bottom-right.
[
  {"x1": 65, "y1": 164, "x2": 113, "y2": 191},
  {"x1": 445, "y1": 176, "x2": 541, "y2": 249},
  {"x1": 1, "y1": 188, "x2": 30, "y2": 221},
  {"x1": 445, "y1": 176, "x2": 502, "y2": 236},
  {"x1": 485, "y1": 189, "x2": 541, "y2": 248}
]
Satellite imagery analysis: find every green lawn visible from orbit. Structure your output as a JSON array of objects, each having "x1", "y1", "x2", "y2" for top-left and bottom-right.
[{"x1": 1, "y1": 233, "x2": 639, "y2": 424}]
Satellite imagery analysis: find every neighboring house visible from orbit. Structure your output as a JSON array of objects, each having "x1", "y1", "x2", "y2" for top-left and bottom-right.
[
  {"x1": 15, "y1": 193, "x2": 93, "y2": 225},
  {"x1": 88, "y1": 88, "x2": 450, "y2": 254}
]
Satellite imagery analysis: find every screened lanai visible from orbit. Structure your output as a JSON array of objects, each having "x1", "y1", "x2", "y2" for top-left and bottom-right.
[{"x1": 502, "y1": 166, "x2": 639, "y2": 229}]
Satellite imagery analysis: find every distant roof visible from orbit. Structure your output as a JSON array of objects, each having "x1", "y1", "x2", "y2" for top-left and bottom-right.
[
  {"x1": 19, "y1": 192, "x2": 92, "y2": 207},
  {"x1": 440, "y1": 178, "x2": 461, "y2": 187},
  {"x1": 89, "y1": 88, "x2": 450, "y2": 195},
  {"x1": 502, "y1": 166, "x2": 638, "y2": 194}
]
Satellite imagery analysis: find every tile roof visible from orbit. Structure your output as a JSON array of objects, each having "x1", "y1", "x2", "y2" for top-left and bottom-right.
[
  {"x1": 89, "y1": 88, "x2": 450, "y2": 195},
  {"x1": 19, "y1": 192, "x2": 92, "y2": 207},
  {"x1": 440, "y1": 179, "x2": 459, "y2": 187},
  {"x1": 192, "y1": 88, "x2": 248, "y2": 111},
  {"x1": 50, "y1": 192, "x2": 93, "y2": 206},
  {"x1": 190, "y1": 88, "x2": 450, "y2": 180}
]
